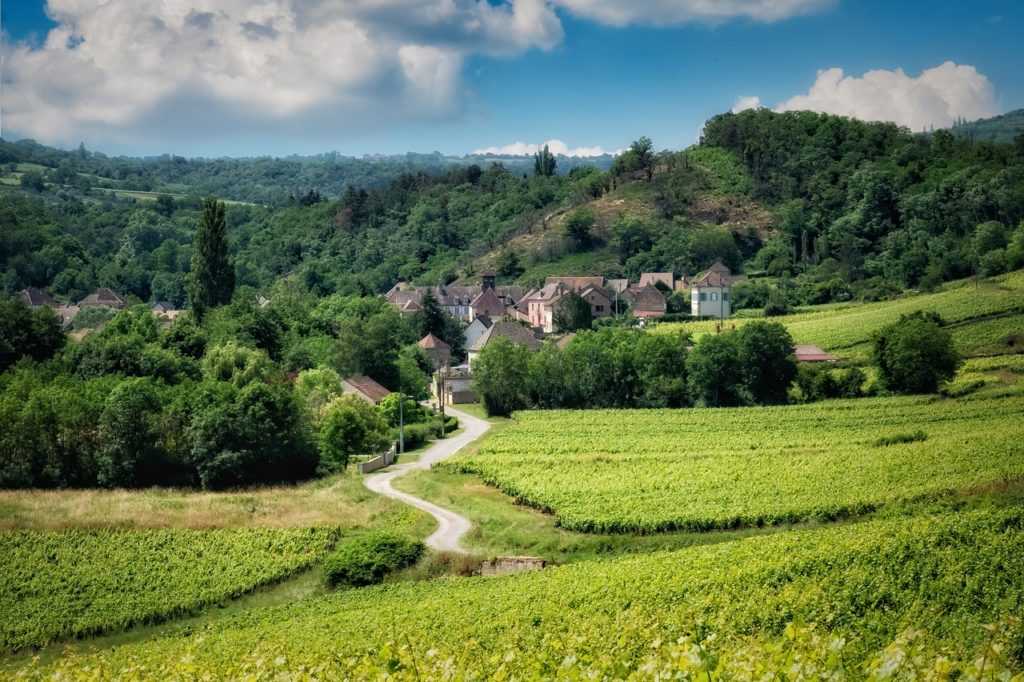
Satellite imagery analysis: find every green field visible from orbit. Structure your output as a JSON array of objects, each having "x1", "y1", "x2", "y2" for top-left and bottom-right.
[
  {"x1": 0, "y1": 527, "x2": 339, "y2": 652},
  {"x1": 447, "y1": 387, "x2": 1024, "y2": 533},
  {"x1": 656, "y1": 270, "x2": 1024, "y2": 360},
  {"x1": 12, "y1": 510, "x2": 1024, "y2": 679}
]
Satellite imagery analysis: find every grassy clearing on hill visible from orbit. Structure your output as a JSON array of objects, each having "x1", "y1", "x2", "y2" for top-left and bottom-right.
[
  {"x1": 654, "y1": 270, "x2": 1024, "y2": 360},
  {"x1": 13, "y1": 509, "x2": 1024, "y2": 679},
  {"x1": 0, "y1": 527, "x2": 339, "y2": 652},
  {"x1": 0, "y1": 470, "x2": 430, "y2": 532},
  {"x1": 447, "y1": 385, "x2": 1024, "y2": 533}
]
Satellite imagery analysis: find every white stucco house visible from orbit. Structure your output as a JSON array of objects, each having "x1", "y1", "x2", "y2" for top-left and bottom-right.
[{"x1": 690, "y1": 261, "x2": 733, "y2": 319}]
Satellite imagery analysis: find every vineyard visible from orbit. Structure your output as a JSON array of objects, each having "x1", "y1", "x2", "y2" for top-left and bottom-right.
[
  {"x1": 12, "y1": 510, "x2": 1024, "y2": 679},
  {"x1": 447, "y1": 388, "x2": 1024, "y2": 533},
  {"x1": 0, "y1": 527, "x2": 339, "y2": 652},
  {"x1": 655, "y1": 270, "x2": 1024, "y2": 359}
]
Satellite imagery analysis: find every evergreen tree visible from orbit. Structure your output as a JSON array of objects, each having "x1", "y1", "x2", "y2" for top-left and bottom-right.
[
  {"x1": 188, "y1": 198, "x2": 235, "y2": 320},
  {"x1": 418, "y1": 289, "x2": 446, "y2": 338},
  {"x1": 533, "y1": 144, "x2": 557, "y2": 177}
]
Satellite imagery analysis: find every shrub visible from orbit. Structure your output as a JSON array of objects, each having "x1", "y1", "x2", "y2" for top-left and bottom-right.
[
  {"x1": 872, "y1": 312, "x2": 961, "y2": 394},
  {"x1": 398, "y1": 422, "x2": 432, "y2": 450},
  {"x1": 873, "y1": 430, "x2": 927, "y2": 447},
  {"x1": 323, "y1": 533, "x2": 424, "y2": 588},
  {"x1": 319, "y1": 394, "x2": 391, "y2": 470}
]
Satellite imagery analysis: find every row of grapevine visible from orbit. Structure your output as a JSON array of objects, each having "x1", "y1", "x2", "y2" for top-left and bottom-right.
[
  {"x1": 447, "y1": 388, "x2": 1024, "y2": 533},
  {"x1": 0, "y1": 526, "x2": 339, "y2": 652},
  {"x1": 13, "y1": 510, "x2": 1024, "y2": 679}
]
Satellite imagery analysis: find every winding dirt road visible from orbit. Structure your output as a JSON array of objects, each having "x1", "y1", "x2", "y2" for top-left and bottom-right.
[{"x1": 363, "y1": 405, "x2": 490, "y2": 553}]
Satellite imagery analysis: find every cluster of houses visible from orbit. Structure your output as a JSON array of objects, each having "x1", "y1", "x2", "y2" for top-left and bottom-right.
[
  {"x1": 388, "y1": 262, "x2": 765, "y2": 405},
  {"x1": 387, "y1": 261, "x2": 738, "y2": 335},
  {"x1": 17, "y1": 286, "x2": 184, "y2": 327}
]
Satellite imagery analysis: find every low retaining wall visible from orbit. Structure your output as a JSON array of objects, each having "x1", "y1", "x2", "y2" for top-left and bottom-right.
[
  {"x1": 358, "y1": 446, "x2": 397, "y2": 474},
  {"x1": 480, "y1": 556, "x2": 546, "y2": 576}
]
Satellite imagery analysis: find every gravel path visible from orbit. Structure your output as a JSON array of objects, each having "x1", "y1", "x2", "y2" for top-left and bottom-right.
[{"x1": 363, "y1": 405, "x2": 491, "y2": 553}]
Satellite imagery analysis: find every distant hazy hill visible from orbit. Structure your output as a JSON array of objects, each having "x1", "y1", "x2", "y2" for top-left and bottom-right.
[
  {"x1": 0, "y1": 138, "x2": 611, "y2": 205},
  {"x1": 951, "y1": 109, "x2": 1024, "y2": 144}
]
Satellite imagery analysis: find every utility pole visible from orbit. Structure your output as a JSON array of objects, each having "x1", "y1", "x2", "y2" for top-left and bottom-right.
[{"x1": 398, "y1": 392, "x2": 404, "y2": 455}]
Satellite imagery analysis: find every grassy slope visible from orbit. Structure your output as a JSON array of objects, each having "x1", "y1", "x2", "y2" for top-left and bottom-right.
[
  {"x1": 655, "y1": 270, "x2": 1024, "y2": 361},
  {"x1": 0, "y1": 469, "x2": 430, "y2": 532},
  {"x1": 13, "y1": 507, "x2": 1024, "y2": 679}
]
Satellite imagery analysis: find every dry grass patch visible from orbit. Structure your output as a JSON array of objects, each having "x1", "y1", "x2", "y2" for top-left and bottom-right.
[{"x1": 0, "y1": 471, "x2": 429, "y2": 531}]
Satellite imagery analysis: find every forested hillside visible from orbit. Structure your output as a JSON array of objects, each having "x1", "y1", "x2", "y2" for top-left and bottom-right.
[
  {"x1": 951, "y1": 108, "x2": 1024, "y2": 144},
  {"x1": 3, "y1": 109, "x2": 1024, "y2": 309}
]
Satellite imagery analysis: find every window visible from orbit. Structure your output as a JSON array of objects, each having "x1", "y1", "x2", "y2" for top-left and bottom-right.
[
  {"x1": 699, "y1": 292, "x2": 707, "y2": 302},
  {"x1": 595, "y1": 305, "x2": 604, "y2": 312},
  {"x1": 711, "y1": 292, "x2": 718, "y2": 301},
  {"x1": 723, "y1": 292, "x2": 730, "y2": 301}
]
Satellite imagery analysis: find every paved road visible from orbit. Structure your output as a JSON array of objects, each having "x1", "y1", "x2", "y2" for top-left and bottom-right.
[{"x1": 363, "y1": 405, "x2": 491, "y2": 553}]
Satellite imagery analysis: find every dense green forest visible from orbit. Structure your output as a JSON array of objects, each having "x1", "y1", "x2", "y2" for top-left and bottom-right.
[{"x1": 3, "y1": 108, "x2": 1023, "y2": 311}]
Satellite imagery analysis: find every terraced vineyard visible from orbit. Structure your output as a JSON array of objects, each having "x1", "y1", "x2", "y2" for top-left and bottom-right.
[
  {"x1": 656, "y1": 270, "x2": 1024, "y2": 359},
  {"x1": 0, "y1": 527, "x2": 339, "y2": 652},
  {"x1": 447, "y1": 388, "x2": 1024, "y2": 533},
  {"x1": 13, "y1": 510, "x2": 1024, "y2": 679}
]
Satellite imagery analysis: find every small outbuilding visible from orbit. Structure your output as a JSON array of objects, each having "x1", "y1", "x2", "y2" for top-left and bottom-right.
[
  {"x1": 418, "y1": 333, "x2": 452, "y2": 369},
  {"x1": 342, "y1": 375, "x2": 392, "y2": 404}
]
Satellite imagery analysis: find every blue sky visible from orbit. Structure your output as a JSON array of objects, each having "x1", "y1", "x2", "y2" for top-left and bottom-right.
[{"x1": 3, "y1": 1, "x2": 1022, "y2": 157}]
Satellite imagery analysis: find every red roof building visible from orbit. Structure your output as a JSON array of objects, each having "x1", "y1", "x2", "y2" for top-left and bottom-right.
[{"x1": 342, "y1": 375, "x2": 392, "y2": 404}]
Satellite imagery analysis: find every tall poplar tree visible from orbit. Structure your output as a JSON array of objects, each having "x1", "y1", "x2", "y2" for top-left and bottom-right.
[{"x1": 188, "y1": 198, "x2": 235, "y2": 320}]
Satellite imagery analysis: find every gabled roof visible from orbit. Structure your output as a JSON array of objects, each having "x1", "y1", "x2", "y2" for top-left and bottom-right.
[
  {"x1": 545, "y1": 276, "x2": 605, "y2": 292},
  {"x1": 578, "y1": 285, "x2": 612, "y2": 305},
  {"x1": 79, "y1": 287, "x2": 126, "y2": 307},
  {"x1": 627, "y1": 285, "x2": 667, "y2": 313},
  {"x1": 418, "y1": 333, "x2": 451, "y2": 350},
  {"x1": 469, "y1": 320, "x2": 541, "y2": 353},
  {"x1": 151, "y1": 301, "x2": 175, "y2": 312},
  {"x1": 470, "y1": 286, "x2": 506, "y2": 316},
  {"x1": 639, "y1": 272, "x2": 674, "y2": 289},
  {"x1": 19, "y1": 287, "x2": 56, "y2": 307},
  {"x1": 469, "y1": 314, "x2": 493, "y2": 329},
  {"x1": 794, "y1": 345, "x2": 836, "y2": 362},
  {"x1": 342, "y1": 375, "x2": 392, "y2": 403},
  {"x1": 692, "y1": 261, "x2": 733, "y2": 288}
]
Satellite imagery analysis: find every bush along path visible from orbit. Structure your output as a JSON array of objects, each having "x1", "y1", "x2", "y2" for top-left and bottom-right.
[{"x1": 363, "y1": 406, "x2": 490, "y2": 553}]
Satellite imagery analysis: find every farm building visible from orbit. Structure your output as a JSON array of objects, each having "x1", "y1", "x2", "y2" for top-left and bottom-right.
[
  {"x1": 342, "y1": 375, "x2": 391, "y2": 404},
  {"x1": 418, "y1": 333, "x2": 452, "y2": 369}
]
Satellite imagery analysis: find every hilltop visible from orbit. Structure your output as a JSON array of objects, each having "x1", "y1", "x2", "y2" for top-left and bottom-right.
[{"x1": 951, "y1": 108, "x2": 1024, "y2": 144}]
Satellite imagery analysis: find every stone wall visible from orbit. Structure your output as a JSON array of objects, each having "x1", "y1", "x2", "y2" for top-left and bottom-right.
[{"x1": 480, "y1": 556, "x2": 546, "y2": 576}]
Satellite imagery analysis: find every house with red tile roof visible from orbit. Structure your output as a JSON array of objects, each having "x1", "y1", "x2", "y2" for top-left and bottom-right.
[{"x1": 341, "y1": 375, "x2": 392, "y2": 404}]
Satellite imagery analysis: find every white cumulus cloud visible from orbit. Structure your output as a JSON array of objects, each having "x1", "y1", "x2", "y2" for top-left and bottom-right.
[
  {"x1": 731, "y1": 95, "x2": 762, "y2": 113},
  {"x1": 471, "y1": 139, "x2": 613, "y2": 157},
  {"x1": 2, "y1": 0, "x2": 563, "y2": 148},
  {"x1": 773, "y1": 61, "x2": 997, "y2": 131},
  {"x1": 551, "y1": 0, "x2": 832, "y2": 27}
]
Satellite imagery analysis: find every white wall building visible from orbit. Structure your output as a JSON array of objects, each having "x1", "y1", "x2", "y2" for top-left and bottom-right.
[{"x1": 690, "y1": 261, "x2": 733, "y2": 319}]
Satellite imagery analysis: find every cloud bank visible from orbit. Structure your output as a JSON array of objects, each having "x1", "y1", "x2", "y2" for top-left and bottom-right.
[
  {"x1": 3, "y1": 0, "x2": 563, "y2": 148},
  {"x1": 4, "y1": 0, "x2": 835, "y2": 150},
  {"x1": 550, "y1": 0, "x2": 832, "y2": 27},
  {"x1": 772, "y1": 61, "x2": 997, "y2": 131},
  {"x1": 471, "y1": 139, "x2": 614, "y2": 157},
  {"x1": 731, "y1": 95, "x2": 762, "y2": 113}
]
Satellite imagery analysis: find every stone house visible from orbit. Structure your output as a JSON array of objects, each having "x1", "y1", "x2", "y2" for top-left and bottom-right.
[
  {"x1": 625, "y1": 285, "x2": 667, "y2": 319},
  {"x1": 467, "y1": 320, "x2": 541, "y2": 365},
  {"x1": 18, "y1": 287, "x2": 56, "y2": 309},
  {"x1": 418, "y1": 333, "x2": 452, "y2": 369}
]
